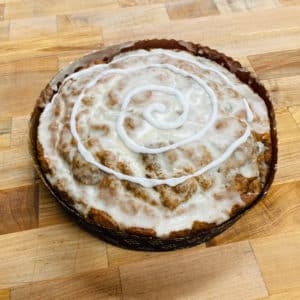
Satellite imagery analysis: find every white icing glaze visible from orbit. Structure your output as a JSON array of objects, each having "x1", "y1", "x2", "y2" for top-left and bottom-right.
[
  {"x1": 126, "y1": 85, "x2": 188, "y2": 130},
  {"x1": 68, "y1": 51, "x2": 253, "y2": 188},
  {"x1": 243, "y1": 98, "x2": 253, "y2": 122},
  {"x1": 38, "y1": 48, "x2": 271, "y2": 236}
]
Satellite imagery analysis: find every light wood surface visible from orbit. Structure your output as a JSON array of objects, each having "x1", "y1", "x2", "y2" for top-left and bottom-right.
[{"x1": 0, "y1": 0, "x2": 300, "y2": 299}]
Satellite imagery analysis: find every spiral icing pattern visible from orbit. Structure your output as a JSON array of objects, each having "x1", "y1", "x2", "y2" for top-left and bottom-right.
[
  {"x1": 38, "y1": 48, "x2": 271, "y2": 236},
  {"x1": 62, "y1": 50, "x2": 254, "y2": 188}
]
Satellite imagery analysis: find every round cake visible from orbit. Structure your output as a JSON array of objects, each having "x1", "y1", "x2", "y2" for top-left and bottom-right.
[{"x1": 31, "y1": 40, "x2": 277, "y2": 250}]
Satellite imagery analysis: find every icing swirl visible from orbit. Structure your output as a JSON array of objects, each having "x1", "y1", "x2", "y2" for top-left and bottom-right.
[
  {"x1": 55, "y1": 50, "x2": 254, "y2": 188},
  {"x1": 38, "y1": 48, "x2": 271, "y2": 236}
]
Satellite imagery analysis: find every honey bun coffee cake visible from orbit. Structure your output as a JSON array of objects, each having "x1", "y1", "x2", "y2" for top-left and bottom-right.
[{"x1": 31, "y1": 40, "x2": 277, "y2": 250}]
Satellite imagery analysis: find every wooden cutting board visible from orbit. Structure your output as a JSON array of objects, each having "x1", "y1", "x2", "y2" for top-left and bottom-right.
[{"x1": 1, "y1": 1, "x2": 300, "y2": 299}]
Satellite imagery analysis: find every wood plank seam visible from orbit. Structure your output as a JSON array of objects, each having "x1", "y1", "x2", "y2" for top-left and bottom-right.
[
  {"x1": 250, "y1": 230, "x2": 300, "y2": 294},
  {"x1": 104, "y1": 243, "x2": 110, "y2": 266},
  {"x1": 248, "y1": 240, "x2": 271, "y2": 297},
  {"x1": 117, "y1": 267, "x2": 124, "y2": 300},
  {"x1": 6, "y1": 230, "x2": 300, "y2": 298},
  {"x1": 288, "y1": 105, "x2": 300, "y2": 129}
]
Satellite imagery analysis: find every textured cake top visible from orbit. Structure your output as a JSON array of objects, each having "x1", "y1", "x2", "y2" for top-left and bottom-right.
[{"x1": 38, "y1": 49, "x2": 271, "y2": 236}]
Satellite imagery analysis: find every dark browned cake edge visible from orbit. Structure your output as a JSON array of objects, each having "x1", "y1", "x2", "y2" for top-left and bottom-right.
[{"x1": 29, "y1": 39, "x2": 278, "y2": 251}]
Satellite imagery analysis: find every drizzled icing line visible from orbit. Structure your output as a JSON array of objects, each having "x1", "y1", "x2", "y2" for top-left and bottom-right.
[
  {"x1": 115, "y1": 64, "x2": 218, "y2": 154},
  {"x1": 55, "y1": 49, "x2": 254, "y2": 188}
]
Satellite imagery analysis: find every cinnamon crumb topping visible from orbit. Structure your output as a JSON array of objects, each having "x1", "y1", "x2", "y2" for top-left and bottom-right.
[
  {"x1": 86, "y1": 137, "x2": 99, "y2": 148},
  {"x1": 107, "y1": 91, "x2": 119, "y2": 106},
  {"x1": 100, "y1": 175, "x2": 120, "y2": 197},
  {"x1": 124, "y1": 117, "x2": 136, "y2": 130},
  {"x1": 91, "y1": 123, "x2": 110, "y2": 135},
  {"x1": 215, "y1": 119, "x2": 229, "y2": 130},
  {"x1": 196, "y1": 175, "x2": 214, "y2": 190},
  {"x1": 82, "y1": 96, "x2": 95, "y2": 106},
  {"x1": 166, "y1": 150, "x2": 177, "y2": 162},
  {"x1": 123, "y1": 181, "x2": 157, "y2": 206},
  {"x1": 117, "y1": 161, "x2": 134, "y2": 175},
  {"x1": 72, "y1": 152, "x2": 103, "y2": 185},
  {"x1": 96, "y1": 150, "x2": 117, "y2": 168}
]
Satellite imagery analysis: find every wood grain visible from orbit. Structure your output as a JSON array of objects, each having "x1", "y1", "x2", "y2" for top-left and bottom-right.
[
  {"x1": 107, "y1": 242, "x2": 205, "y2": 267},
  {"x1": 0, "y1": 117, "x2": 11, "y2": 150},
  {"x1": 119, "y1": 241, "x2": 268, "y2": 300},
  {"x1": 0, "y1": 0, "x2": 300, "y2": 298},
  {"x1": 58, "y1": 53, "x2": 88, "y2": 69},
  {"x1": 249, "y1": 49, "x2": 300, "y2": 80},
  {"x1": 0, "y1": 56, "x2": 58, "y2": 116},
  {"x1": 0, "y1": 55, "x2": 58, "y2": 74},
  {"x1": 0, "y1": 289, "x2": 10, "y2": 300},
  {"x1": 166, "y1": 0, "x2": 219, "y2": 20},
  {"x1": 0, "y1": 21, "x2": 9, "y2": 40},
  {"x1": 4, "y1": 0, "x2": 119, "y2": 20},
  {"x1": 38, "y1": 183, "x2": 72, "y2": 227},
  {"x1": 10, "y1": 268, "x2": 121, "y2": 300},
  {"x1": 103, "y1": 6, "x2": 300, "y2": 56},
  {"x1": 0, "y1": 29, "x2": 102, "y2": 64},
  {"x1": 215, "y1": 0, "x2": 280, "y2": 13},
  {"x1": 251, "y1": 231, "x2": 300, "y2": 293},
  {"x1": 0, "y1": 147, "x2": 34, "y2": 190},
  {"x1": 280, "y1": 0, "x2": 300, "y2": 6},
  {"x1": 289, "y1": 105, "x2": 300, "y2": 127},
  {"x1": 10, "y1": 116, "x2": 30, "y2": 148},
  {"x1": 0, "y1": 223, "x2": 107, "y2": 288},
  {"x1": 275, "y1": 108, "x2": 300, "y2": 183},
  {"x1": 107, "y1": 244, "x2": 167, "y2": 267},
  {"x1": 4, "y1": 1, "x2": 34, "y2": 20},
  {"x1": 261, "y1": 287, "x2": 300, "y2": 299},
  {"x1": 10, "y1": 16, "x2": 57, "y2": 40},
  {"x1": 117, "y1": 0, "x2": 164, "y2": 7},
  {"x1": 57, "y1": 4, "x2": 168, "y2": 33},
  {"x1": 0, "y1": 184, "x2": 38, "y2": 234},
  {"x1": 262, "y1": 75, "x2": 300, "y2": 108},
  {"x1": 0, "y1": 4, "x2": 4, "y2": 21}
]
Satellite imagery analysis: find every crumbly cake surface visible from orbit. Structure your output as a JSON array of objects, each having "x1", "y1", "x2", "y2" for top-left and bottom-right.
[{"x1": 37, "y1": 48, "x2": 271, "y2": 237}]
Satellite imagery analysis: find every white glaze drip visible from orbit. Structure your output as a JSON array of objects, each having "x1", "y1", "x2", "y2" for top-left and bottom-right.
[
  {"x1": 243, "y1": 98, "x2": 254, "y2": 122},
  {"x1": 66, "y1": 50, "x2": 254, "y2": 188}
]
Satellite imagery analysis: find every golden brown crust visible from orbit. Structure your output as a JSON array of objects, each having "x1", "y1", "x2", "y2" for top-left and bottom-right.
[
  {"x1": 241, "y1": 193, "x2": 258, "y2": 206},
  {"x1": 37, "y1": 84, "x2": 55, "y2": 108},
  {"x1": 169, "y1": 229, "x2": 192, "y2": 238},
  {"x1": 125, "y1": 227, "x2": 156, "y2": 237},
  {"x1": 229, "y1": 204, "x2": 244, "y2": 218},
  {"x1": 87, "y1": 208, "x2": 119, "y2": 230},
  {"x1": 37, "y1": 140, "x2": 51, "y2": 174},
  {"x1": 52, "y1": 181, "x2": 75, "y2": 205},
  {"x1": 192, "y1": 221, "x2": 216, "y2": 232}
]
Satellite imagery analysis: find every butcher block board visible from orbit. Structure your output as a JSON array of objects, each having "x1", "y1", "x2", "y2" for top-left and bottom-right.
[{"x1": 1, "y1": 0, "x2": 300, "y2": 299}]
